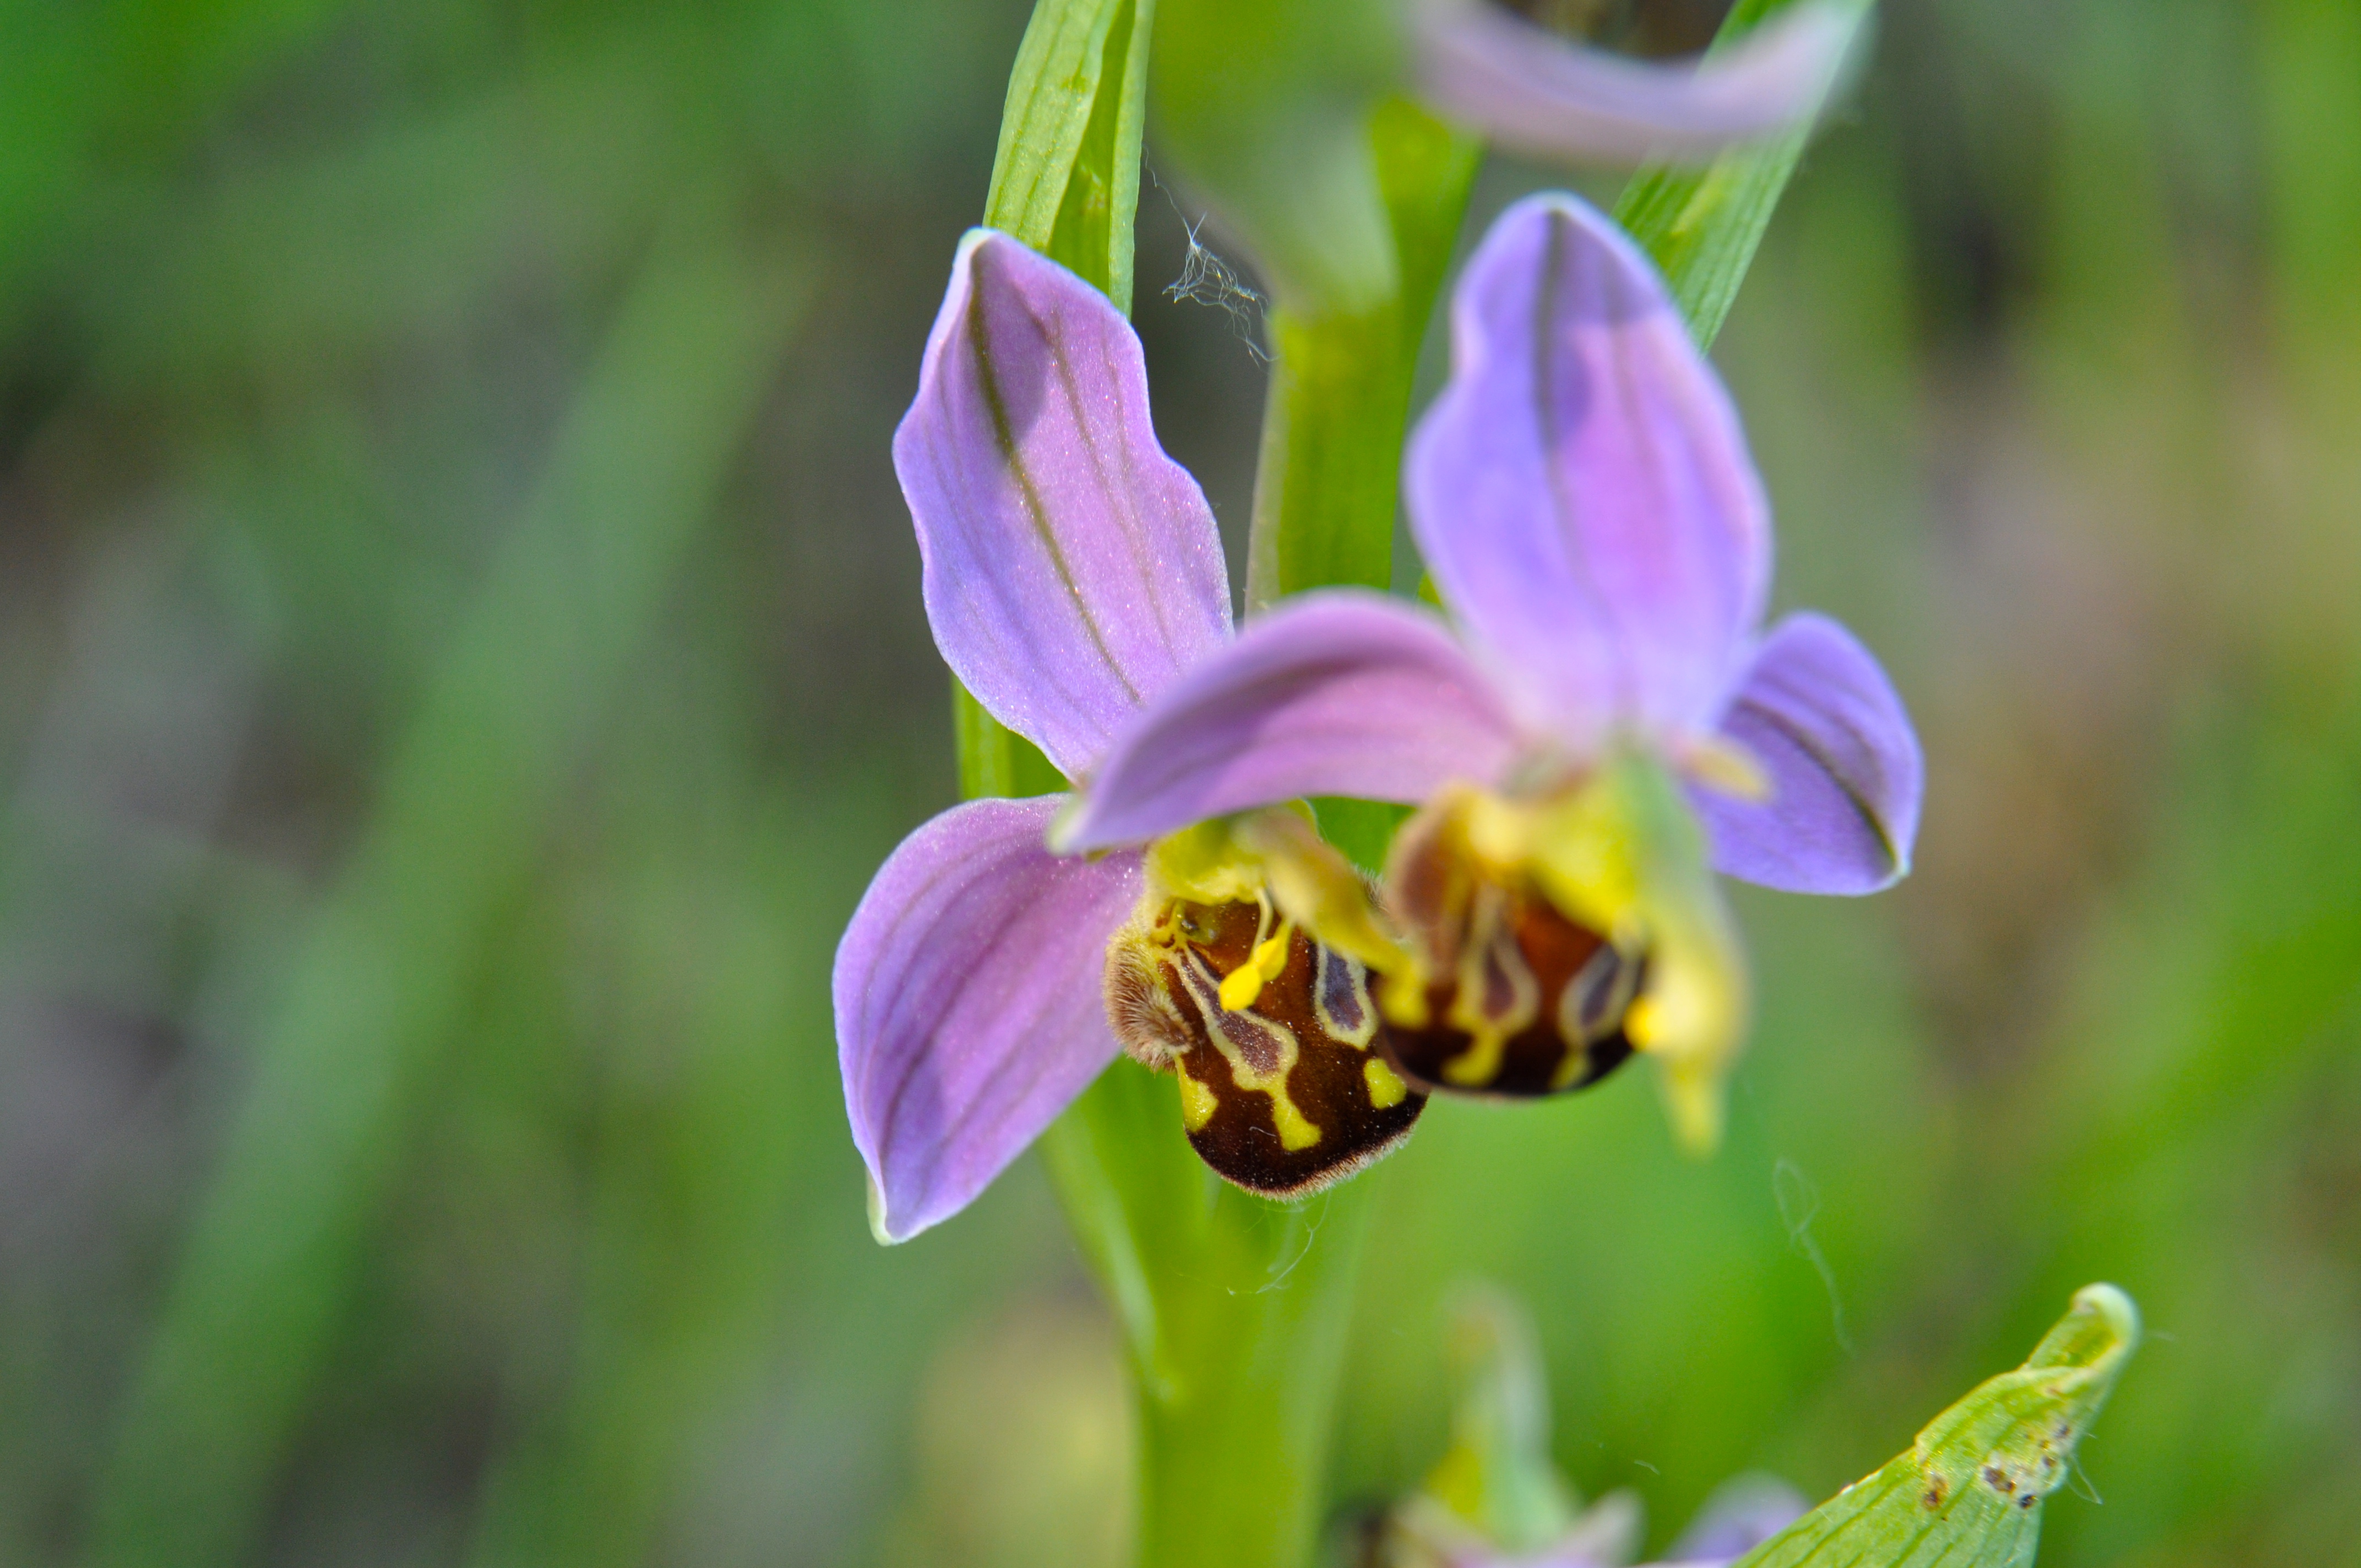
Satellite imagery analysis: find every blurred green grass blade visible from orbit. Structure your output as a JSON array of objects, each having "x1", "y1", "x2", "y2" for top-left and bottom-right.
[
  {"x1": 0, "y1": 0, "x2": 361, "y2": 318},
  {"x1": 84, "y1": 219, "x2": 812, "y2": 1568},
  {"x1": 1613, "y1": 0, "x2": 1873, "y2": 349},
  {"x1": 89, "y1": 39, "x2": 720, "y2": 386},
  {"x1": 459, "y1": 777, "x2": 819, "y2": 1568},
  {"x1": 1737, "y1": 1286, "x2": 2141, "y2": 1568},
  {"x1": 2257, "y1": 0, "x2": 2361, "y2": 370},
  {"x1": 959, "y1": 0, "x2": 1155, "y2": 803}
]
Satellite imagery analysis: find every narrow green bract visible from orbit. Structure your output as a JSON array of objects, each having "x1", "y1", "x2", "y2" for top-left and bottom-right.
[
  {"x1": 1614, "y1": 0, "x2": 1876, "y2": 349},
  {"x1": 985, "y1": 0, "x2": 1151, "y2": 311}
]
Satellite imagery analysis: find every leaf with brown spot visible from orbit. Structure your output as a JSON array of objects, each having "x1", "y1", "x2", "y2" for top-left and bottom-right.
[{"x1": 1734, "y1": 1286, "x2": 2140, "y2": 1568}]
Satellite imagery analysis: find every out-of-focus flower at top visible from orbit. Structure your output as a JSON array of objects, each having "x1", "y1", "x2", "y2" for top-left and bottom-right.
[
  {"x1": 1358, "y1": 1287, "x2": 1807, "y2": 1568},
  {"x1": 1152, "y1": 0, "x2": 1865, "y2": 316},
  {"x1": 1057, "y1": 193, "x2": 1922, "y2": 1150},
  {"x1": 1409, "y1": 0, "x2": 1865, "y2": 167},
  {"x1": 836, "y1": 232, "x2": 1510, "y2": 1243}
]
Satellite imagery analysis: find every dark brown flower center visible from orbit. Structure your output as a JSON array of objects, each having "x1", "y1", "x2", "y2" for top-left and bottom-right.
[
  {"x1": 1376, "y1": 805, "x2": 1644, "y2": 1098},
  {"x1": 1105, "y1": 898, "x2": 1426, "y2": 1197}
]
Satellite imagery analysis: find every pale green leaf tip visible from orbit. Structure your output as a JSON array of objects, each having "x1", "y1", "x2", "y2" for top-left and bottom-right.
[
  {"x1": 2030, "y1": 1282, "x2": 2141, "y2": 1377},
  {"x1": 1908, "y1": 1282, "x2": 2141, "y2": 1512},
  {"x1": 1736, "y1": 1286, "x2": 2140, "y2": 1567},
  {"x1": 1425, "y1": 1286, "x2": 1582, "y2": 1549}
]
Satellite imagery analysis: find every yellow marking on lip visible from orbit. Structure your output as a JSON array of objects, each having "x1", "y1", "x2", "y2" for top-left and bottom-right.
[
  {"x1": 1270, "y1": 1090, "x2": 1322, "y2": 1151},
  {"x1": 1364, "y1": 1057, "x2": 1408, "y2": 1109},
  {"x1": 1176, "y1": 1064, "x2": 1219, "y2": 1131},
  {"x1": 1378, "y1": 970, "x2": 1433, "y2": 1028},
  {"x1": 1441, "y1": 1029, "x2": 1508, "y2": 1087},
  {"x1": 1546, "y1": 1047, "x2": 1588, "y2": 1092},
  {"x1": 1217, "y1": 923, "x2": 1293, "y2": 1012}
]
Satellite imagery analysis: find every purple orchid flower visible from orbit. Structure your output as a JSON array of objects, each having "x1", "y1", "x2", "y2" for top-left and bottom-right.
[
  {"x1": 836, "y1": 231, "x2": 1511, "y2": 1243},
  {"x1": 1057, "y1": 193, "x2": 1922, "y2": 1149},
  {"x1": 1410, "y1": 0, "x2": 1864, "y2": 166}
]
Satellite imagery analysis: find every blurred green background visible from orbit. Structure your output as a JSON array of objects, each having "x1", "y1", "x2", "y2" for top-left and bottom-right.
[{"x1": 2, "y1": 2, "x2": 2356, "y2": 1565}]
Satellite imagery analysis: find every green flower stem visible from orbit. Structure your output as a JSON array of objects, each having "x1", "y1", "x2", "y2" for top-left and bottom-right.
[
  {"x1": 1130, "y1": 1184, "x2": 1378, "y2": 1568},
  {"x1": 1613, "y1": 0, "x2": 1877, "y2": 351},
  {"x1": 957, "y1": 18, "x2": 1476, "y2": 1568},
  {"x1": 962, "y1": 6, "x2": 1400, "y2": 1566},
  {"x1": 1244, "y1": 302, "x2": 1411, "y2": 606},
  {"x1": 1043, "y1": 1066, "x2": 1380, "y2": 1568},
  {"x1": 1244, "y1": 100, "x2": 1480, "y2": 611}
]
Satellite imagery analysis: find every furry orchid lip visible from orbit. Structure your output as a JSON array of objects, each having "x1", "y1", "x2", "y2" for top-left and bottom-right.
[{"x1": 1105, "y1": 893, "x2": 1425, "y2": 1199}]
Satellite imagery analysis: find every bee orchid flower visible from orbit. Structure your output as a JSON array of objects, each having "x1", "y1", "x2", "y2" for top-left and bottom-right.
[
  {"x1": 836, "y1": 231, "x2": 1514, "y2": 1243},
  {"x1": 1056, "y1": 193, "x2": 1923, "y2": 1150}
]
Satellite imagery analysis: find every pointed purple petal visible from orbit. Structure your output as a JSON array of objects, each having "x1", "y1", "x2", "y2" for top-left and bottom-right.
[
  {"x1": 1657, "y1": 1473, "x2": 1809, "y2": 1563},
  {"x1": 893, "y1": 230, "x2": 1233, "y2": 781},
  {"x1": 1406, "y1": 193, "x2": 1770, "y2": 748},
  {"x1": 1691, "y1": 613, "x2": 1921, "y2": 895},
  {"x1": 836, "y1": 796, "x2": 1143, "y2": 1243},
  {"x1": 1055, "y1": 591, "x2": 1522, "y2": 852},
  {"x1": 1411, "y1": 0, "x2": 1860, "y2": 165}
]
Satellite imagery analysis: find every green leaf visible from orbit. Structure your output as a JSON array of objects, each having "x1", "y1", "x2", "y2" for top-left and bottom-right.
[
  {"x1": 983, "y1": 0, "x2": 1152, "y2": 311},
  {"x1": 1613, "y1": 0, "x2": 1874, "y2": 349},
  {"x1": 1737, "y1": 1285, "x2": 2142, "y2": 1568},
  {"x1": 953, "y1": 679, "x2": 1068, "y2": 798},
  {"x1": 87, "y1": 214, "x2": 814, "y2": 1568}
]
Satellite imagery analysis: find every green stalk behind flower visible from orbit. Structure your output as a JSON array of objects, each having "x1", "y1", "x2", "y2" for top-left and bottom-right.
[{"x1": 959, "y1": 6, "x2": 1381, "y2": 1568}]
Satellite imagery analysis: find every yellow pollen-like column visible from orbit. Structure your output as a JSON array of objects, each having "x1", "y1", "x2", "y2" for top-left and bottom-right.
[{"x1": 1218, "y1": 923, "x2": 1294, "y2": 1012}]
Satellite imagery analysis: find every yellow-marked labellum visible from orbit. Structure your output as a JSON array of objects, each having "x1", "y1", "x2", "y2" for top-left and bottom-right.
[
  {"x1": 1105, "y1": 896, "x2": 1427, "y2": 1197},
  {"x1": 1375, "y1": 792, "x2": 1644, "y2": 1099}
]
